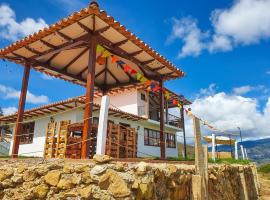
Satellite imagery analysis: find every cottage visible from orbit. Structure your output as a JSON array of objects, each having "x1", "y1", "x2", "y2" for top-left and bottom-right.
[{"x1": 0, "y1": 85, "x2": 191, "y2": 158}]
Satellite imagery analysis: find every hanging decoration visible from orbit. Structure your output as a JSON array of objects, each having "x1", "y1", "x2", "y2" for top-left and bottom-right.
[{"x1": 95, "y1": 44, "x2": 236, "y2": 136}]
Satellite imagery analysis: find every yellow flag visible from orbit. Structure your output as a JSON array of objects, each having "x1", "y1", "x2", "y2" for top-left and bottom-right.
[{"x1": 96, "y1": 44, "x2": 104, "y2": 53}]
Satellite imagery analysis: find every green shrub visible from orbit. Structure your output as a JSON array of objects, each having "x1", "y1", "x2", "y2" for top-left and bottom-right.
[{"x1": 258, "y1": 163, "x2": 270, "y2": 173}]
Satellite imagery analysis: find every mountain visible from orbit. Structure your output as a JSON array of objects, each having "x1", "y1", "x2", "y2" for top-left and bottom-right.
[{"x1": 211, "y1": 138, "x2": 270, "y2": 164}]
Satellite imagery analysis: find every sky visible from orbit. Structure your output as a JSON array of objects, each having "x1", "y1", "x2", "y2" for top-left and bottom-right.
[{"x1": 0, "y1": 0, "x2": 270, "y2": 140}]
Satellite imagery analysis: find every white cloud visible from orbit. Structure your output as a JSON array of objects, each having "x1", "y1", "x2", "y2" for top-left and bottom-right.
[
  {"x1": 0, "y1": 4, "x2": 47, "y2": 41},
  {"x1": 212, "y1": 0, "x2": 270, "y2": 45},
  {"x1": 233, "y1": 85, "x2": 268, "y2": 95},
  {"x1": 198, "y1": 83, "x2": 217, "y2": 97},
  {"x1": 167, "y1": 17, "x2": 208, "y2": 58},
  {"x1": 172, "y1": 85, "x2": 270, "y2": 142},
  {"x1": 2, "y1": 107, "x2": 17, "y2": 115},
  {"x1": 233, "y1": 86, "x2": 253, "y2": 95},
  {"x1": 0, "y1": 84, "x2": 49, "y2": 104},
  {"x1": 168, "y1": 0, "x2": 270, "y2": 57},
  {"x1": 266, "y1": 71, "x2": 270, "y2": 75}
]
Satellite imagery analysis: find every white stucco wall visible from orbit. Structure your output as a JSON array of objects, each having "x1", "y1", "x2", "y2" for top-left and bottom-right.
[
  {"x1": 8, "y1": 95, "x2": 179, "y2": 158},
  {"x1": 9, "y1": 109, "x2": 80, "y2": 157}
]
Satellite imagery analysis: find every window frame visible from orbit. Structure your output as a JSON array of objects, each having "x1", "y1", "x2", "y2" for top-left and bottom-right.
[
  {"x1": 144, "y1": 128, "x2": 176, "y2": 148},
  {"x1": 20, "y1": 121, "x2": 35, "y2": 145}
]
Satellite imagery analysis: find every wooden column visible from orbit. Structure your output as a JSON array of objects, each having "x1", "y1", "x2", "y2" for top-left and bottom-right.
[
  {"x1": 180, "y1": 103, "x2": 187, "y2": 159},
  {"x1": 82, "y1": 36, "x2": 97, "y2": 159},
  {"x1": 159, "y1": 79, "x2": 165, "y2": 159},
  {"x1": 165, "y1": 100, "x2": 168, "y2": 124},
  {"x1": 12, "y1": 64, "x2": 30, "y2": 158}
]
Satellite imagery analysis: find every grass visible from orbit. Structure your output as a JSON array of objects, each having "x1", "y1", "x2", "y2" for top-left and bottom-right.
[
  {"x1": 258, "y1": 163, "x2": 270, "y2": 174},
  {"x1": 166, "y1": 156, "x2": 195, "y2": 161},
  {"x1": 208, "y1": 158, "x2": 250, "y2": 165}
]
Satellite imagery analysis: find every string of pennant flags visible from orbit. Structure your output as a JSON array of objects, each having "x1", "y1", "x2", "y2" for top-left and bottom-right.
[{"x1": 96, "y1": 44, "x2": 238, "y2": 136}]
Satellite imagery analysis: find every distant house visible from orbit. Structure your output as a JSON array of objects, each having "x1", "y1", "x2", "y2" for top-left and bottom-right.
[{"x1": 0, "y1": 85, "x2": 191, "y2": 158}]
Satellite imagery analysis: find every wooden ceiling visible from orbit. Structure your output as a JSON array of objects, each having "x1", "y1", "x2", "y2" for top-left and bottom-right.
[{"x1": 0, "y1": 2, "x2": 185, "y2": 91}]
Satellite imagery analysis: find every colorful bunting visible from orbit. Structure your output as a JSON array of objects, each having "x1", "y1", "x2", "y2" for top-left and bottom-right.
[{"x1": 96, "y1": 44, "x2": 234, "y2": 136}]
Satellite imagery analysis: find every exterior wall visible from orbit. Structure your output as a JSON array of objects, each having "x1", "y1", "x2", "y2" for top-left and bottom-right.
[
  {"x1": 8, "y1": 107, "x2": 180, "y2": 158},
  {"x1": 9, "y1": 109, "x2": 80, "y2": 157}
]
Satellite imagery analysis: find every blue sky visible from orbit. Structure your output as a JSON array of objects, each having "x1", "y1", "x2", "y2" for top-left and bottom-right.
[{"x1": 0, "y1": 0, "x2": 270, "y2": 139}]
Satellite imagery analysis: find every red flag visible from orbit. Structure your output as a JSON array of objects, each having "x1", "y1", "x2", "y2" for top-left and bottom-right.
[
  {"x1": 130, "y1": 69, "x2": 137, "y2": 75},
  {"x1": 111, "y1": 55, "x2": 119, "y2": 63},
  {"x1": 124, "y1": 64, "x2": 131, "y2": 73}
]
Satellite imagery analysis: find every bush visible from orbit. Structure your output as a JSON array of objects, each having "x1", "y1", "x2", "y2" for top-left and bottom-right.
[
  {"x1": 208, "y1": 158, "x2": 250, "y2": 165},
  {"x1": 258, "y1": 163, "x2": 270, "y2": 174}
]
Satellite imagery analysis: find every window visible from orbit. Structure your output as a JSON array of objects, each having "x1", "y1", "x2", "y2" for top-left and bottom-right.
[
  {"x1": 144, "y1": 128, "x2": 160, "y2": 146},
  {"x1": 20, "y1": 122, "x2": 35, "y2": 144},
  {"x1": 166, "y1": 133, "x2": 176, "y2": 148},
  {"x1": 141, "y1": 93, "x2": 146, "y2": 101},
  {"x1": 93, "y1": 117, "x2": 99, "y2": 124},
  {"x1": 144, "y1": 128, "x2": 176, "y2": 148}
]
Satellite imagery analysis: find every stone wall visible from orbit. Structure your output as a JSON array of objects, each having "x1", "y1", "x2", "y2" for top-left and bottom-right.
[{"x1": 0, "y1": 157, "x2": 259, "y2": 200}]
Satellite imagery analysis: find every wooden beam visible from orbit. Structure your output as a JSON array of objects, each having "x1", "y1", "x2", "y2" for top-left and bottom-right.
[
  {"x1": 12, "y1": 64, "x2": 30, "y2": 158},
  {"x1": 39, "y1": 39, "x2": 57, "y2": 49},
  {"x1": 24, "y1": 46, "x2": 42, "y2": 56},
  {"x1": 153, "y1": 66, "x2": 165, "y2": 72},
  {"x1": 96, "y1": 26, "x2": 110, "y2": 34},
  {"x1": 56, "y1": 31, "x2": 73, "y2": 41},
  {"x1": 62, "y1": 48, "x2": 89, "y2": 71},
  {"x1": 62, "y1": 104, "x2": 74, "y2": 109},
  {"x1": 142, "y1": 59, "x2": 155, "y2": 65},
  {"x1": 82, "y1": 35, "x2": 97, "y2": 159},
  {"x1": 113, "y1": 39, "x2": 128, "y2": 47},
  {"x1": 95, "y1": 68, "x2": 106, "y2": 79},
  {"x1": 47, "y1": 52, "x2": 60, "y2": 64},
  {"x1": 31, "y1": 61, "x2": 85, "y2": 83},
  {"x1": 77, "y1": 66, "x2": 88, "y2": 77},
  {"x1": 55, "y1": 106, "x2": 66, "y2": 111},
  {"x1": 107, "y1": 68, "x2": 120, "y2": 84},
  {"x1": 97, "y1": 36, "x2": 161, "y2": 80},
  {"x1": 159, "y1": 79, "x2": 165, "y2": 159},
  {"x1": 129, "y1": 50, "x2": 143, "y2": 57}
]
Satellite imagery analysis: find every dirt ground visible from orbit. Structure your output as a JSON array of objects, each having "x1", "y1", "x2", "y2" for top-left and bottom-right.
[{"x1": 259, "y1": 173, "x2": 270, "y2": 200}]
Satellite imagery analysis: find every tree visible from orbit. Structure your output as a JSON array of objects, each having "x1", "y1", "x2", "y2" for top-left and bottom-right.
[{"x1": 0, "y1": 107, "x2": 3, "y2": 116}]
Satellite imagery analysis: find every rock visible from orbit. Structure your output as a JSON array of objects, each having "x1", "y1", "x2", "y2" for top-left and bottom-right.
[
  {"x1": 44, "y1": 170, "x2": 61, "y2": 186},
  {"x1": 0, "y1": 168, "x2": 13, "y2": 181},
  {"x1": 99, "y1": 169, "x2": 130, "y2": 198},
  {"x1": 81, "y1": 172, "x2": 93, "y2": 184},
  {"x1": 99, "y1": 173, "x2": 110, "y2": 190},
  {"x1": 167, "y1": 164, "x2": 178, "y2": 175},
  {"x1": 79, "y1": 185, "x2": 92, "y2": 199},
  {"x1": 64, "y1": 190, "x2": 77, "y2": 198},
  {"x1": 132, "y1": 179, "x2": 139, "y2": 189},
  {"x1": 71, "y1": 173, "x2": 82, "y2": 185},
  {"x1": 17, "y1": 164, "x2": 27, "y2": 173},
  {"x1": 23, "y1": 169, "x2": 38, "y2": 181},
  {"x1": 33, "y1": 183, "x2": 49, "y2": 199},
  {"x1": 2, "y1": 179, "x2": 14, "y2": 188},
  {"x1": 11, "y1": 175, "x2": 23, "y2": 183},
  {"x1": 137, "y1": 183, "x2": 155, "y2": 199},
  {"x1": 209, "y1": 173, "x2": 217, "y2": 180},
  {"x1": 74, "y1": 164, "x2": 91, "y2": 173},
  {"x1": 93, "y1": 154, "x2": 113, "y2": 164},
  {"x1": 90, "y1": 165, "x2": 107, "y2": 175},
  {"x1": 63, "y1": 164, "x2": 74, "y2": 174},
  {"x1": 114, "y1": 163, "x2": 125, "y2": 172},
  {"x1": 136, "y1": 162, "x2": 148, "y2": 175},
  {"x1": 57, "y1": 178, "x2": 74, "y2": 190},
  {"x1": 36, "y1": 167, "x2": 49, "y2": 176}
]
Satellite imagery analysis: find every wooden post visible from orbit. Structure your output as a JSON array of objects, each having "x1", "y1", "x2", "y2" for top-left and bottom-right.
[
  {"x1": 240, "y1": 144, "x2": 245, "y2": 160},
  {"x1": 180, "y1": 104, "x2": 187, "y2": 159},
  {"x1": 96, "y1": 95, "x2": 110, "y2": 155},
  {"x1": 193, "y1": 116, "x2": 208, "y2": 200},
  {"x1": 159, "y1": 79, "x2": 165, "y2": 159},
  {"x1": 235, "y1": 141, "x2": 238, "y2": 160},
  {"x1": 11, "y1": 64, "x2": 31, "y2": 158},
  {"x1": 211, "y1": 133, "x2": 216, "y2": 161},
  {"x1": 165, "y1": 100, "x2": 168, "y2": 124},
  {"x1": 82, "y1": 36, "x2": 97, "y2": 159}
]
